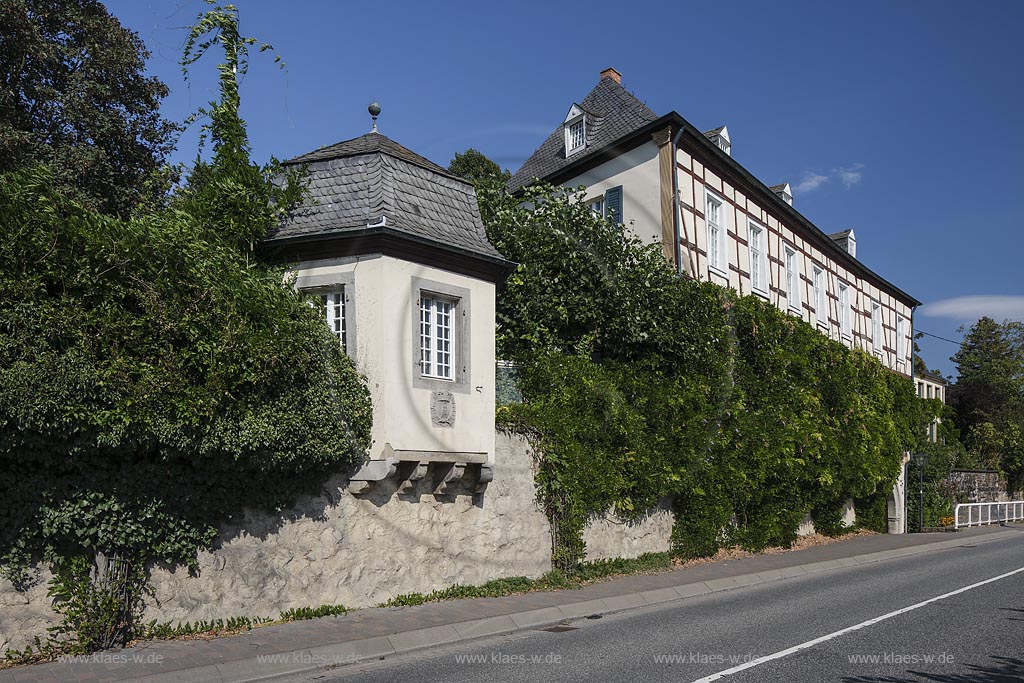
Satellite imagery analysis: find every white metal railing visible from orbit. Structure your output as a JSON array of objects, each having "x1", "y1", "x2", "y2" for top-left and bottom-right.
[{"x1": 954, "y1": 501, "x2": 1024, "y2": 529}]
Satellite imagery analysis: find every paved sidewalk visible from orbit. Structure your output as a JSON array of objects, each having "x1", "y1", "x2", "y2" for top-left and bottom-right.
[{"x1": 2, "y1": 525, "x2": 1020, "y2": 683}]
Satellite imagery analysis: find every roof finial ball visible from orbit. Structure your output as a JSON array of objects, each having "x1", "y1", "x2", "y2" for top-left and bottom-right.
[{"x1": 368, "y1": 101, "x2": 381, "y2": 133}]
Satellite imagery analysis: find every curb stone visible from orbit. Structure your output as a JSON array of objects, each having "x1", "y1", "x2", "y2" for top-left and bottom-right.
[{"x1": 3, "y1": 528, "x2": 1020, "y2": 683}]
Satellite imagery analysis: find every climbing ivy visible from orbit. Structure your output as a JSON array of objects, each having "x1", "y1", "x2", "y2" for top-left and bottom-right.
[
  {"x1": 487, "y1": 180, "x2": 920, "y2": 568},
  {"x1": 0, "y1": 2, "x2": 371, "y2": 652}
]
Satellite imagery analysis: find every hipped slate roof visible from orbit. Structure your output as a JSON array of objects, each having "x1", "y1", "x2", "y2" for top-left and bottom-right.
[
  {"x1": 507, "y1": 76, "x2": 658, "y2": 192},
  {"x1": 266, "y1": 132, "x2": 508, "y2": 264}
]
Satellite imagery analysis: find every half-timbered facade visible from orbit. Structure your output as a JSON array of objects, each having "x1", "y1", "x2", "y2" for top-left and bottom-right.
[{"x1": 509, "y1": 68, "x2": 920, "y2": 377}]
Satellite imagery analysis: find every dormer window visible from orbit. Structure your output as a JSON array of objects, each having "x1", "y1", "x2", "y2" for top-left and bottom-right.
[
  {"x1": 704, "y1": 125, "x2": 731, "y2": 156},
  {"x1": 563, "y1": 104, "x2": 586, "y2": 156},
  {"x1": 771, "y1": 183, "x2": 793, "y2": 206}
]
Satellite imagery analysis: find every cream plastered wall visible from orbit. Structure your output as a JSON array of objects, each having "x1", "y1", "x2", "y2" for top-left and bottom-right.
[
  {"x1": 570, "y1": 141, "x2": 662, "y2": 247},
  {"x1": 674, "y1": 144, "x2": 914, "y2": 376},
  {"x1": 292, "y1": 254, "x2": 496, "y2": 462}
]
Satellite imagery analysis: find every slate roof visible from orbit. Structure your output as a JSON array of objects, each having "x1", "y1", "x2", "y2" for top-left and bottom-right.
[
  {"x1": 769, "y1": 183, "x2": 789, "y2": 193},
  {"x1": 828, "y1": 229, "x2": 855, "y2": 239},
  {"x1": 267, "y1": 132, "x2": 506, "y2": 262},
  {"x1": 507, "y1": 76, "x2": 658, "y2": 192},
  {"x1": 284, "y1": 132, "x2": 455, "y2": 178}
]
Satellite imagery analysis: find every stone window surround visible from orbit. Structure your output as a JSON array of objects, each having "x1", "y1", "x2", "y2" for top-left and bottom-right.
[
  {"x1": 294, "y1": 271, "x2": 357, "y2": 357},
  {"x1": 411, "y1": 277, "x2": 472, "y2": 394}
]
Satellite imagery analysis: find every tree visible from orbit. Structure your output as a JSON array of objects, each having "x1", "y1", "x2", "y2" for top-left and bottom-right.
[
  {"x1": 0, "y1": 0, "x2": 179, "y2": 217},
  {"x1": 950, "y1": 317, "x2": 1024, "y2": 489},
  {"x1": 172, "y1": 1, "x2": 302, "y2": 251},
  {"x1": 449, "y1": 149, "x2": 512, "y2": 230},
  {"x1": 0, "y1": 4, "x2": 371, "y2": 653},
  {"x1": 448, "y1": 148, "x2": 510, "y2": 186}
]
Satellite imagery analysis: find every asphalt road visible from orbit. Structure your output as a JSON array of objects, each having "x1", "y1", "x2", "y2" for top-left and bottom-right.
[{"x1": 287, "y1": 528, "x2": 1024, "y2": 683}]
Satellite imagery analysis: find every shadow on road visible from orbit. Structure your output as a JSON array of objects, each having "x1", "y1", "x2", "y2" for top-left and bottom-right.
[{"x1": 842, "y1": 656, "x2": 1024, "y2": 683}]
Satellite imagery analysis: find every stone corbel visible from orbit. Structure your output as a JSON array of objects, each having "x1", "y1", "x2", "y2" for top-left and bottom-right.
[
  {"x1": 347, "y1": 458, "x2": 398, "y2": 495},
  {"x1": 475, "y1": 464, "x2": 494, "y2": 494},
  {"x1": 397, "y1": 461, "x2": 429, "y2": 493},
  {"x1": 432, "y1": 462, "x2": 467, "y2": 495}
]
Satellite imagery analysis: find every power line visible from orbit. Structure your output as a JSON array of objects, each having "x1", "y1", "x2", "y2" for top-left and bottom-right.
[{"x1": 915, "y1": 329, "x2": 962, "y2": 346}]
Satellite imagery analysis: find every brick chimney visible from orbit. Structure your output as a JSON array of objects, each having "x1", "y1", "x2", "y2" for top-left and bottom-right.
[{"x1": 600, "y1": 67, "x2": 621, "y2": 84}]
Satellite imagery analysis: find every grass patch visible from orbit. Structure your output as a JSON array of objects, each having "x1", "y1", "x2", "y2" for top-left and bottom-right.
[{"x1": 379, "y1": 552, "x2": 673, "y2": 608}]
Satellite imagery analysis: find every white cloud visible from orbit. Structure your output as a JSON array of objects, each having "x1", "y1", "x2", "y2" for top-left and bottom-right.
[
  {"x1": 836, "y1": 163, "x2": 864, "y2": 187},
  {"x1": 919, "y1": 295, "x2": 1024, "y2": 322},
  {"x1": 795, "y1": 172, "x2": 829, "y2": 194},
  {"x1": 793, "y1": 164, "x2": 865, "y2": 194}
]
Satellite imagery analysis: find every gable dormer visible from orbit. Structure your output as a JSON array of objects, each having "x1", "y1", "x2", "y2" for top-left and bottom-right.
[
  {"x1": 829, "y1": 228, "x2": 857, "y2": 258},
  {"x1": 771, "y1": 182, "x2": 793, "y2": 206},
  {"x1": 563, "y1": 104, "x2": 586, "y2": 157},
  {"x1": 704, "y1": 125, "x2": 731, "y2": 156}
]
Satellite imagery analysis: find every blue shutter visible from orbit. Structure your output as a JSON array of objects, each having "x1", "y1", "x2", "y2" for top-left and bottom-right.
[{"x1": 604, "y1": 186, "x2": 623, "y2": 224}]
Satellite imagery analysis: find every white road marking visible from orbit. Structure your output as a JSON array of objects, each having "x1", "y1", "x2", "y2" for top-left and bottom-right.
[{"x1": 689, "y1": 564, "x2": 1024, "y2": 682}]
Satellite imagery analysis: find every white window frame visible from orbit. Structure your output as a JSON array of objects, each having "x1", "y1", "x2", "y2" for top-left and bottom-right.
[
  {"x1": 412, "y1": 278, "x2": 471, "y2": 392},
  {"x1": 897, "y1": 315, "x2": 907, "y2": 372},
  {"x1": 784, "y1": 243, "x2": 801, "y2": 312},
  {"x1": 747, "y1": 220, "x2": 767, "y2": 296},
  {"x1": 565, "y1": 116, "x2": 585, "y2": 156},
  {"x1": 812, "y1": 265, "x2": 827, "y2": 328},
  {"x1": 839, "y1": 282, "x2": 852, "y2": 340},
  {"x1": 705, "y1": 190, "x2": 728, "y2": 275},
  {"x1": 296, "y1": 271, "x2": 357, "y2": 357},
  {"x1": 871, "y1": 301, "x2": 883, "y2": 358},
  {"x1": 320, "y1": 288, "x2": 347, "y2": 351},
  {"x1": 588, "y1": 195, "x2": 605, "y2": 216},
  {"x1": 419, "y1": 294, "x2": 456, "y2": 380}
]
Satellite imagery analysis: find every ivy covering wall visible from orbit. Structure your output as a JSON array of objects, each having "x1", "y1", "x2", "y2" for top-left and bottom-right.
[
  {"x1": 0, "y1": 5, "x2": 372, "y2": 653},
  {"x1": 481, "y1": 180, "x2": 922, "y2": 568}
]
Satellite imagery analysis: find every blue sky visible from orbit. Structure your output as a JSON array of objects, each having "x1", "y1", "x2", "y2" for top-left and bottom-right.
[{"x1": 106, "y1": 0, "x2": 1023, "y2": 378}]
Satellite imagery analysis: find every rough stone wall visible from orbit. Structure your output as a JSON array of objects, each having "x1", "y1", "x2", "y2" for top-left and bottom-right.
[
  {"x1": 2, "y1": 432, "x2": 673, "y2": 651},
  {"x1": 946, "y1": 470, "x2": 1012, "y2": 503},
  {"x1": 0, "y1": 566, "x2": 54, "y2": 653},
  {"x1": 583, "y1": 499, "x2": 674, "y2": 561},
  {"x1": 0, "y1": 433, "x2": 547, "y2": 651},
  {"x1": 144, "y1": 432, "x2": 553, "y2": 627}
]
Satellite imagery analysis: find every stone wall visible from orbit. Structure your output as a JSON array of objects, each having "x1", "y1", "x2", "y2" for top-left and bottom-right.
[
  {"x1": 946, "y1": 470, "x2": 1012, "y2": 503},
  {"x1": 582, "y1": 499, "x2": 674, "y2": 561},
  {"x1": 0, "y1": 432, "x2": 668, "y2": 652}
]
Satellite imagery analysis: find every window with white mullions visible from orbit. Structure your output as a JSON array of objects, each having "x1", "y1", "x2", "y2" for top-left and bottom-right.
[
  {"x1": 706, "y1": 191, "x2": 726, "y2": 273},
  {"x1": 569, "y1": 119, "x2": 585, "y2": 151},
  {"x1": 748, "y1": 222, "x2": 766, "y2": 294},
  {"x1": 319, "y1": 288, "x2": 346, "y2": 351},
  {"x1": 897, "y1": 315, "x2": 907, "y2": 371},
  {"x1": 420, "y1": 295, "x2": 454, "y2": 379},
  {"x1": 839, "y1": 282, "x2": 852, "y2": 340},
  {"x1": 784, "y1": 244, "x2": 801, "y2": 312},
  {"x1": 872, "y1": 301, "x2": 883, "y2": 357},
  {"x1": 813, "y1": 266, "x2": 827, "y2": 327}
]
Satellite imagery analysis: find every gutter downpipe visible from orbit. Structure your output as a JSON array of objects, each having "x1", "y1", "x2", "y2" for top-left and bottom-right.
[
  {"x1": 905, "y1": 301, "x2": 919, "y2": 534},
  {"x1": 671, "y1": 126, "x2": 685, "y2": 275}
]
